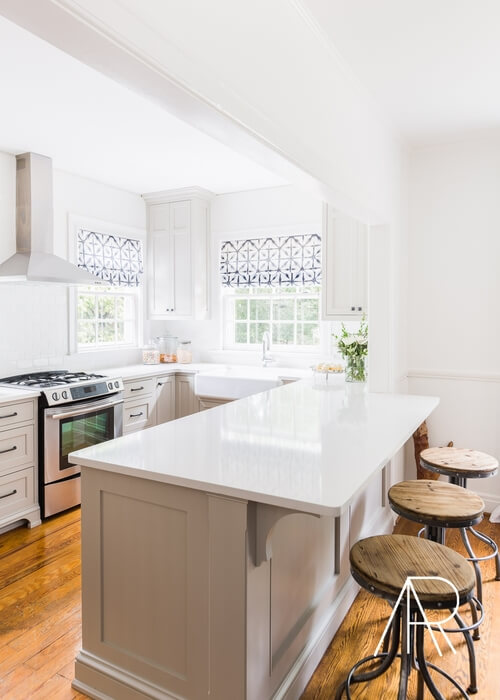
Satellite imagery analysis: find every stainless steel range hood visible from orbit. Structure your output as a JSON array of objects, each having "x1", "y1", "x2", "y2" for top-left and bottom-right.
[{"x1": 0, "y1": 153, "x2": 100, "y2": 284}]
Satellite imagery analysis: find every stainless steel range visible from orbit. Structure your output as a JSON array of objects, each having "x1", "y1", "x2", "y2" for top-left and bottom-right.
[{"x1": 0, "y1": 370, "x2": 124, "y2": 518}]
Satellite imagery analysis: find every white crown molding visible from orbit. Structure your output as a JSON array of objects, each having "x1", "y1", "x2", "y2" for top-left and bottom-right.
[
  {"x1": 408, "y1": 369, "x2": 500, "y2": 383},
  {"x1": 142, "y1": 186, "x2": 215, "y2": 204}
]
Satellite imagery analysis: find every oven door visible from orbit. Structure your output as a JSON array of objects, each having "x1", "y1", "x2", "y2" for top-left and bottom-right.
[{"x1": 44, "y1": 394, "x2": 123, "y2": 485}]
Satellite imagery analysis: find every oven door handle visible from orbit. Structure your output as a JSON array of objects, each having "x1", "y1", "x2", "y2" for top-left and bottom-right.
[{"x1": 50, "y1": 399, "x2": 124, "y2": 421}]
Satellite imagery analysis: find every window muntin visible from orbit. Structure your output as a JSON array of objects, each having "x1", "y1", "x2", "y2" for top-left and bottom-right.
[
  {"x1": 77, "y1": 286, "x2": 138, "y2": 349},
  {"x1": 224, "y1": 286, "x2": 321, "y2": 350}
]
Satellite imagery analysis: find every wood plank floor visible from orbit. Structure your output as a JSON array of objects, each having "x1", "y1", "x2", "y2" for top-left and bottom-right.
[
  {"x1": 302, "y1": 517, "x2": 500, "y2": 700},
  {"x1": 0, "y1": 508, "x2": 498, "y2": 699},
  {"x1": 0, "y1": 508, "x2": 87, "y2": 700}
]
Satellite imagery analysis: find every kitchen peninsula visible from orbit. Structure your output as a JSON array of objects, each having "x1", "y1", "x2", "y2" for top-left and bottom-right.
[{"x1": 70, "y1": 379, "x2": 438, "y2": 700}]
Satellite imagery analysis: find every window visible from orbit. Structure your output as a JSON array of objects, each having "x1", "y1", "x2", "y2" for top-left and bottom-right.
[
  {"x1": 77, "y1": 286, "x2": 138, "y2": 348},
  {"x1": 224, "y1": 286, "x2": 321, "y2": 349},
  {"x1": 74, "y1": 227, "x2": 144, "y2": 352},
  {"x1": 220, "y1": 233, "x2": 321, "y2": 350}
]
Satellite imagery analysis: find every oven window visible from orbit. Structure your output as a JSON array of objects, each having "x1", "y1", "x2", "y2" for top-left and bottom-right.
[{"x1": 60, "y1": 407, "x2": 114, "y2": 469}]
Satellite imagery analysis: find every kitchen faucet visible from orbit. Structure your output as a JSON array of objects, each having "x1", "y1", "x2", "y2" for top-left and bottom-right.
[{"x1": 262, "y1": 330, "x2": 274, "y2": 367}]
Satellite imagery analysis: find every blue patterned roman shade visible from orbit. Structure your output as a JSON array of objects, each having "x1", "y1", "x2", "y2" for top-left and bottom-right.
[
  {"x1": 220, "y1": 234, "x2": 321, "y2": 288},
  {"x1": 77, "y1": 229, "x2": 144, "y2": 287}
]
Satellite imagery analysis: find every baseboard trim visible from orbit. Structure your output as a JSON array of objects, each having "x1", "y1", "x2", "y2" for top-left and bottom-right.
[
  {"x1": 73, "y1": 650, "x2": 183, "y2": 700},
  {"x1": 475, "y1": 490, "x2": 500, "y2": 515}
]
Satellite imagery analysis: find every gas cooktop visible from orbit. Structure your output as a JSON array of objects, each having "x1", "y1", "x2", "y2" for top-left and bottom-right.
[
  {"x1": 0, "y1": 370, "x2": 124, "y2": 406},
  {"x1": 0, "y1": 370, "x2": 106, "y2": 388}
]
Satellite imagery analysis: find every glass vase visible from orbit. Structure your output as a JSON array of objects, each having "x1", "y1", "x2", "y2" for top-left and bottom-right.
[{"x1": 345, "y1": 354, "x2": 367, "y2": 383}]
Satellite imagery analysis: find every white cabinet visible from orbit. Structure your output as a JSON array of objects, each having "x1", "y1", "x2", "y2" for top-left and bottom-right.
[
  {"x1": 175, "y1": 374, "x2": 199, "y2": 418},
  {"x1": 155, "y1": 375, "x2": 176, "y2": 424},
  {"x1": 322, "y1": 204, "x2": 368, "y2": 319},
  {"x1": 145, "y1": 188, "x2": 213, "y2": 320},
  {"x1": 0, "y1": 399, "x2": 40, "y2": 529}
]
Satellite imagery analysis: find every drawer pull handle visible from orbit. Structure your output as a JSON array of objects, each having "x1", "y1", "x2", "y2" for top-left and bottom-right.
[
  {"x1": 0, "y1": 412, "x2": 18, "y2": 419},
  {"x1": 129, "y1": 412, "x2": 144, "y2": 418},
  {"x1": 0, "y1": 489, "x2": 17, "y2": 500},
  {"x1": 130, "y1": 387, "x2": 144, "y2": 392},
  {"x1": 0, "y1": 445, "x2": 17, "y2": 455}
]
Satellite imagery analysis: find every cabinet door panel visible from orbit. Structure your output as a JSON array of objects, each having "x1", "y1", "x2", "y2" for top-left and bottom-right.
[
  {"x1": 322, "y1": 205, "x2": 367, "y2": 318},
  {"x1": 175, "y1": 375, "x2": 199, "y2": 418},
  {"x1": 150, "y1": 229, "x2": 175, "y2": 316},
  {"x1": 156, "y1": 376, "x2": 176, "y2": 424},
  {"x1": 170, "y1": 202, "x2": 192, "y2": 317}
]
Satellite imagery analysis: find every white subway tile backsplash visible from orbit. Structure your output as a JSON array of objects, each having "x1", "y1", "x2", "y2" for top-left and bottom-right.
[{"x1": 0, "y1": 284, "x2": 68, "y2": 376}]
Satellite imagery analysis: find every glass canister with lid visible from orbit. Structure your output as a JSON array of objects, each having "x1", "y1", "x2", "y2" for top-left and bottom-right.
[
  {"x1": 156, "y1": 336, "x2": 178, "y2": 363},
  {"x1": 142, "y1": 339, "x2": 160, "y2": 365},
  {"x1": 177, "y1": 340, "x2": 192, "y2": 364}
]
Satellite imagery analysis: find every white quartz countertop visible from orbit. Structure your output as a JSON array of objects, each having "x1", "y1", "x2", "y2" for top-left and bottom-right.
[
  {"x1": 70, "y1": 380, "x2": 438, "y2": 516},
  {"x1": 0, "y1": 387, "x2": 40, "y2": 405},
  {"x1": 100, "y1": 362, "x2": 312, "y2": 382}
]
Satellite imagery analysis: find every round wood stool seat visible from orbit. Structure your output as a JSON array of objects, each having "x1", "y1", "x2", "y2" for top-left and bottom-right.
[
  {"x1": 389, "y1": 480, "x2": 484, "y2": 529},
  {"x1": 419, "y1": 447, "x2": 500, "y2": 589},
  {"x1": 350, "y1": 534, "x2": 475, "y2": 607},
  {"x1": 336, "y1": 534, "x2": 479, "y2": 698},
  {"x1": 420, "y1": 447, "x2": 498, "y2": 480}
]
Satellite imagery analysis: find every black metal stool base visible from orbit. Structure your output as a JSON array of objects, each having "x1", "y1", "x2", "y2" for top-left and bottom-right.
[
  {"x1": 335, "y1": 604, "x2": 476, "y2": 699},
  {"x1": 449, "y1": 475, "x2": 500, "y2": 582}
]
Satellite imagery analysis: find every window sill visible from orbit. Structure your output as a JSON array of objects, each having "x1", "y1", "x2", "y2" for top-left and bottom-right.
[{"x1": 69, "y1": 344, "x2": 140, "y2": 357}]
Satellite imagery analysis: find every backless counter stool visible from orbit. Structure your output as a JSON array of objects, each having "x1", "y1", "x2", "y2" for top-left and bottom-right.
[
  {"x1": 336, "y1": 534, "x2": 477, "y2": 699},
  {"x1": 420, "y1": 447, "x2": 500, "y2": 585},
  {"x1": 389, "y1": 479, "x2": 485, "y2": 639}
]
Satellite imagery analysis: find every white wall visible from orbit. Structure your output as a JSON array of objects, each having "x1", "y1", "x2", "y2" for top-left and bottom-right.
[
  {"x1": 407, "y1": 130, "x2": 500, "y2": 510},
  {"x1": 148, "y1": 185, "x2": 325, "y2": 366},
  {"x1": 0, "y1": 151, "x2": 146, "y2": 376}
]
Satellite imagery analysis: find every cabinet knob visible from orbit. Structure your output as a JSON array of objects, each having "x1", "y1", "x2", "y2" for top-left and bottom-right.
[
  {"x1": 351, "y1": 306, "x2": 355, "y2": 311},
  {"x1": 358, "y1": 306, "x2": 362, "y2": 311}
]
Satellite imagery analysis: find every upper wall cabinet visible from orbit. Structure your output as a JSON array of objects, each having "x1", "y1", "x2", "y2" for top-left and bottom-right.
[
  {"x1": 321, "y1": 204, "x2": 368, "y2": 319},
  {"x1": 144, "y1": 188, "x2": 213, "y2": 320}
]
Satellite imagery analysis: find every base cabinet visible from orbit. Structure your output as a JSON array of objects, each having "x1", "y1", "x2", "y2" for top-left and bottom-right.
[
  {"x1": 75, "y1": 463, "x2": 394, "y2": 700},
  {"x1": 0, "y1": 398, "x2": 40, "y2": 530},
  {"x1": 175, "y1": 374, "x2": 200, "y2": 418},
  {"x1": 155, "y1": 375, "x2": 176, "y2": 424}
]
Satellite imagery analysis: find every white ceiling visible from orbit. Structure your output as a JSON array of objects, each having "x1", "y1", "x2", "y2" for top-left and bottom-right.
[
  {"x1": 0, "y1": 16, "x2": 285, "y2": 195},
  {"x1": 303, "y1": 0, "x2": 500, "y2": 140}
]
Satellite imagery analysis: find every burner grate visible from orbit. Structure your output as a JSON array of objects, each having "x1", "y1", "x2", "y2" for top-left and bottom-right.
[{"x1": 0, "y1": 370, "x2": 105, "y2": 388}]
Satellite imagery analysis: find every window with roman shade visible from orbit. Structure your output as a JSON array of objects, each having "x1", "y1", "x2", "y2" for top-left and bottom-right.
[
  {"x1": 221, "y1": 233, "x2": 322, "y2": 349},
  {"x1": 77, "y1": 229, "x2": 144, "y2": 287},
  {"x1": 220, "y1": 233, "x2": 321, "y2": 288}
]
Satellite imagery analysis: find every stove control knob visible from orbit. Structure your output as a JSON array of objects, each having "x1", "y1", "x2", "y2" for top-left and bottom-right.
[
  {"x1": 52, "y1": 392, "x2": 59, "y2": 401},
  {"x1": 108, "y1": 382, "x2": 113, "y2": 390},
  {"x1": 61, "y1": 390, "x2": 68, "y2": 400},
  {"x1": 114, "y1": 381, "x2": 120, "y2": 388}
]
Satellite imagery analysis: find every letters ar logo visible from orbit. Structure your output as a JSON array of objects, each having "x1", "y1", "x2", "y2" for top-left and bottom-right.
[{"x1": 375, "y1": 576, "x2": 460, "y2": 657}]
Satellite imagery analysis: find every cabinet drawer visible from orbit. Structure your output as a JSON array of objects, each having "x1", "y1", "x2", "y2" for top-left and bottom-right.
[
  {"x1": 0, "y1": 401, "x2": 34, "y2": 428},
  {"x1": 0, "y1": 467, "x2": 36, "y2": 520},
  {"x1": 123, "y1": 378, "x2": 155, "y2": 400},
  {"x1": 123, "y1": 397, "x2": 155, "y2": 433},
  {"x1": 0, "y1": 425, "x2": 34, "y2": 474}
]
